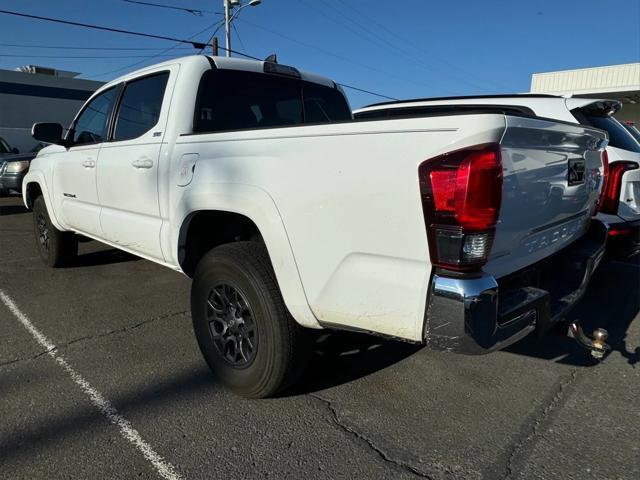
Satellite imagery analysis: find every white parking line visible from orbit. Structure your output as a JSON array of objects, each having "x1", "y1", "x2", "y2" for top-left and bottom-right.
[{"x1": 0, "y1": 290, "x2": 183, "y2": 480}]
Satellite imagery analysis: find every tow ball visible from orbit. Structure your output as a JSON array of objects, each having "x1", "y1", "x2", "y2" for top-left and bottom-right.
[{"x1": 568, "y1": 322, "x2": 610, "y2": 359}]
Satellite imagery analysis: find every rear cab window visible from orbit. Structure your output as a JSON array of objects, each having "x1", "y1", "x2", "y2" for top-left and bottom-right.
[
  {"x1": 572, "y1": 108, "x2": 640, "y2": 153},
  {"x1": 193, "y1": 68, "x2": 351, "y2": 133}
]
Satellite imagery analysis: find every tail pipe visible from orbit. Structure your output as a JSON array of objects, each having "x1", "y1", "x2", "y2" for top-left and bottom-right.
[{"x1": 568, "y1": 322, "x2": 610, "y2": 359}]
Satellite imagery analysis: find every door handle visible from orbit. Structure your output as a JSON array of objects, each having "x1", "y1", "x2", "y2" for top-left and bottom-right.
[
  {"x1": 82, "y1": 158, "x2": 95, "y2": 168},
  {"x1": 131, "y1": 157, "x2": 154, "y2": 169}
]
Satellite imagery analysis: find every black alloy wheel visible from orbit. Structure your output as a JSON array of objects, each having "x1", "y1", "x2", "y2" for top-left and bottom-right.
[{"x1": 206, "y1": 283, "x2": 258, "y2": 367}]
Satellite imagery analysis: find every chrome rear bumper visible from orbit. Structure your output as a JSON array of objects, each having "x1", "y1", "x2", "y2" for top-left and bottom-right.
[{"x1": 423, "y1": 220, "x2": 608, "y2": 354}]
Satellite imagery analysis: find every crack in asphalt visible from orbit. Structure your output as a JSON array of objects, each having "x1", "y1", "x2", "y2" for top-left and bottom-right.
[
  {"x1": 500, "y1": 368, "x2": 580, "y2": 480},
  {"x1": 310, "y1": 393, "x2": 480, "y2": 480},
  {"x1": 0, "y1": 310, "x2": 189, "y2": 369}
]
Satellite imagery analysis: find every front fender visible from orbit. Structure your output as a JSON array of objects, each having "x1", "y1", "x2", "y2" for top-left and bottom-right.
[
  {"x1": 170, "y1": 182, "x2": 321, "y2": 330},
  {"x1": 22, "y1": 171, "x2": 65, "y2": 231}
]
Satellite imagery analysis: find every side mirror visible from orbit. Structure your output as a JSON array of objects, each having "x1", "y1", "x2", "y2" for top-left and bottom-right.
[
  {"x1": 32, "y1": 123, "x2": 65, "y2": 146},
  {"x1": 11, "y1": 147, "x2": 19, "y2": 154}
]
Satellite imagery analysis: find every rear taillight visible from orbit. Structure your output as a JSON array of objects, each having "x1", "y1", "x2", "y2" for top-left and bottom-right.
[
  {"x1": 599, "y1": 158, "x2": 638, "y2": 214},
  {"x1": 597, "y1": 150, "x2": 609, "y2": 212},
  {"x1": 418, "y1": 143, "x2": 503, "y2": 271}
]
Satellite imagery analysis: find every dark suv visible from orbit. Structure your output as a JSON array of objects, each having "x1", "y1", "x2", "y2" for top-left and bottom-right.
[{"x1": 0, "y1": 137, "x2": 38, "y2": 196}]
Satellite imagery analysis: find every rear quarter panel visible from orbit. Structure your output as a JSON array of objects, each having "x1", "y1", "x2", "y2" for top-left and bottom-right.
[{"x1": 173, "y1": 115, "x2": 506, "y2": 341}]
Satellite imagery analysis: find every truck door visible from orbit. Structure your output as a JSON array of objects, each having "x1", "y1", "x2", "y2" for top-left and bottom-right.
[
  {"x1": 53, "y1": 86, "x2": 119, "y2": 236},
  {"x1": 96, "y1": 70, "x2": 172, "y2": 261}
]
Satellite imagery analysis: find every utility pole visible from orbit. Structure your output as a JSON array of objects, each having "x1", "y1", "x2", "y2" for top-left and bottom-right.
[
  {"x1": 212, "y1": 36, "x2": 218, "y2": 56},
  {"x1": 221, "y1": 0, "x2": 261, "y2": 58},
  {"x1": 223, "y1": 0, "x2": 232, "y2": 57}
]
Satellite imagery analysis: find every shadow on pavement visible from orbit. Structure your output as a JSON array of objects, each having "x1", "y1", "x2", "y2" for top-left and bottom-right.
[
  {"x1": 505, "y1": 258, "x2": 640, "y2": 367},
  {"x1": 0, "y1": 366, "x2": 218, "y2": 462},
  {"x1": 69, "y1": 248, "x2": 141, "y2": 268},
  {"x1": 0, "y1": 203, "x2": 29, "y2": 216},
  {"x1": 294, "y1": 257, "x2": 640, "y2": 394},
  {"x1": 291, "y1": 331, "x2": 422, "y2": 395}
]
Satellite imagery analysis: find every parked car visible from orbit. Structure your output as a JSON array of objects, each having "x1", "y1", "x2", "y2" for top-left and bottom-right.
[
  {"x1": 0, "y1": 136, "x2": 19, "y2": 156},
  {"x1": 23, "y1": 56, "x2": 608, "y2": 397},
  {"x1": 355, "y1": 95, "x2": 640, "y2": 255},
  {"x1": 0, "y1": 136, "x2": 36, "y2": 196},
  {"x1": 622, "y1": 120, "x2": 640, "y2": 144}
]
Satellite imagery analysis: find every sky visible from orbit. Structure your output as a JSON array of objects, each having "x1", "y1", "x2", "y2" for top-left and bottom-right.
[{"x1": 0, "y1": 0, "x2": 639, "y2": 108}]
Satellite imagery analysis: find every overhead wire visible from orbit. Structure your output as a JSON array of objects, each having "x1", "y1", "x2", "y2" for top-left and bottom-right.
[
  {"x1": 0, "y1": 8, "x2": 396, "y2": 100},
  {"x1": 305, "y1": 0, "x2": 493, "y2": 94},
  {"x1": 231, "y1": 22, "x2": 247, "y2": 53},
  {"x1": 236, "y1": 18, "x2": 441, "y2": 93},
  {"x1": 0, "y1": 9, "x2": 209, "y2": 48},
  {"x1": 0, "y1": 53, "x2": 191, "y2": 59},
  {"x1": 85, "y1": 20, "x2": 224, "y2": 79},
  {"x1": 120, "y1": 0, "x2": 212, "y2": 16},
  {"x1": 333, "y1": 0, "x2": 513, "y2": 92},
  {"x1": 0, "y1": 42, "x2": 193, "y2": 51}
]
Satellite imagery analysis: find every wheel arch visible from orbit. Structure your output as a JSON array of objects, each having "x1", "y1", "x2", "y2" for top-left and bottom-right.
[
  {"x1": 173, "y1": 189, "x2": 321, "y2": 330},
  {"x1": 178, "y1": 210, "x2": 262, "y2": 277},
  {"x1": 22, "y1": 174, "x2": 65, "y2": 231},
  {"x1": 24, "y1": 181, "x2": 42, "y2": 209}
]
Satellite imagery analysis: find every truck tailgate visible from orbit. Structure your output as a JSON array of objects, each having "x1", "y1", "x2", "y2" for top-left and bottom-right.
[{"x1": 485, "y1": 115, "x2": 607, "y2": 279}]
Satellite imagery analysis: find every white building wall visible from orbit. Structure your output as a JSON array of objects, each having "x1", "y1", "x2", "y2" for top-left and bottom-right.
[
  {"x1": 531, "y1": 63, "x2": 640, "y2": 96},
  {"x1": 531, "y1": 63, "x2": 640, "y2": 125}
]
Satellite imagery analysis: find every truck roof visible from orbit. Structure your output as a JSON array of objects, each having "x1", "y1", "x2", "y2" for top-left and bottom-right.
[{"x1": 102, "y1": 54, "x2": 335, "y2": 90}]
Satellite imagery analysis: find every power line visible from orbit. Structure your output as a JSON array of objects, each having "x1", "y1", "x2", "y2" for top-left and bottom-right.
[
  {"x1": 0, "y1": 8, "x2": 396, "y2": 101},
  {"x1": 121, "y1": 0, "x2": 212, "y2": 16},
  {"x1": 307, "y1": 0, "x2": 493, "y2": 94},
  {"x1": 337, "y1": 83, "x2": 398, "y2": 101},
  {"x1": 334, "y1": 0, "x2": 512, "y2": 92},
  {"x1": 0, "y1": 42, "x2": 193, "y2": 51},
  {"x1": 85, "y1": 21, "x2": 223, "y2": 79},
  {"x1": 0, "y1": 9, "x2": 259, "y2": 80},
  {"x1": 198, "y1": 19, "x2": 227, "y2": 54},
  {"x1": 231, "y1": 22, "x2": 247, "y2": 53},
  {"x1": 0, "y1": 9, "x2": 208, "y2": 49},
  {"x1": 0, "y1": 53, "x2": 188, "y2": 59},
  {"x1": 236, "y1": 18, "x2": 440, "y2": 93}
]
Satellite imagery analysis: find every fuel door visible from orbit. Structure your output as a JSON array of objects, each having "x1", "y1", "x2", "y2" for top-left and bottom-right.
[{"x1": 177, "y1": 153, "x2": 199, "y2": 187}]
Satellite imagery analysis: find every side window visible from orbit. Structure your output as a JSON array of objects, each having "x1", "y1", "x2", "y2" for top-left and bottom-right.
[
  {"x1": 113, "y1": 72, "x2": 169, "y2": 141},
  {"x1": 72, "y1": 87, "x2": 117, "y2": 145}
]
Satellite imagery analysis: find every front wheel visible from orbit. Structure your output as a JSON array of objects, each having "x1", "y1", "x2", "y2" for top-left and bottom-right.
[
  {"x1": 191, "y1": 241, "x2": 311, "y2": 398},
  {"x1": 32, "y1": 195, "x2": 78, "y2": 267}
]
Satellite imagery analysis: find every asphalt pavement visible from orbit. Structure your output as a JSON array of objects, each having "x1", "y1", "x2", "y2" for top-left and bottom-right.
[{"x1": 1, "y1": 194, "x2": 639, "y2": 480}]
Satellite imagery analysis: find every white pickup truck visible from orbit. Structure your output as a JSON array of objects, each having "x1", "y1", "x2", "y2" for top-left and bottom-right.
[
  {"x1": 24, "y1": 55, "x2": 609, "y2": 397},
  {"x1": 355, "y1": 95, "x2": 640, "y2": 255}
]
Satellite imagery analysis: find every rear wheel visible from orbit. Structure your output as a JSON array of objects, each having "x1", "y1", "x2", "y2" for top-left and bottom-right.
[
  {"x1": 191, "y1": 241, "x2": 311, "y2": 398},
  {"x1": 32, "y1": 195, "x2": 78, "y2": 267}
]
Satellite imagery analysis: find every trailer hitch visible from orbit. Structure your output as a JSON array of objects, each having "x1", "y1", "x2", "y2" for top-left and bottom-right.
[{"x1": 568, "y1": 322, "x2": 610, "y2": 359}]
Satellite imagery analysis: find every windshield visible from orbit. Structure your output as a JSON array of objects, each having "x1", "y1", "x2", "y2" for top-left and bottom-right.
[
  {"x1": 623, "y1": 123, "x2": 640, "y2": 144},
  {"x1": 573, "y1": 110, "x2": 640, "y2": 153},
  {"x1": 0, "y1": 137, "x2": 11, "y2": 154}
]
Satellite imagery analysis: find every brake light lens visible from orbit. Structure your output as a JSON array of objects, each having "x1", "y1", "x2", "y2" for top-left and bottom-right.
[
  {"x1": 599, "y1": 159, "x2": 638, "y2": 214},
  {"x1": 419, "y1": 143, "x2": 503, "y2": 271},
  {"x1": 597, "y1": 150, "x2": 609, "y2": 212}
]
